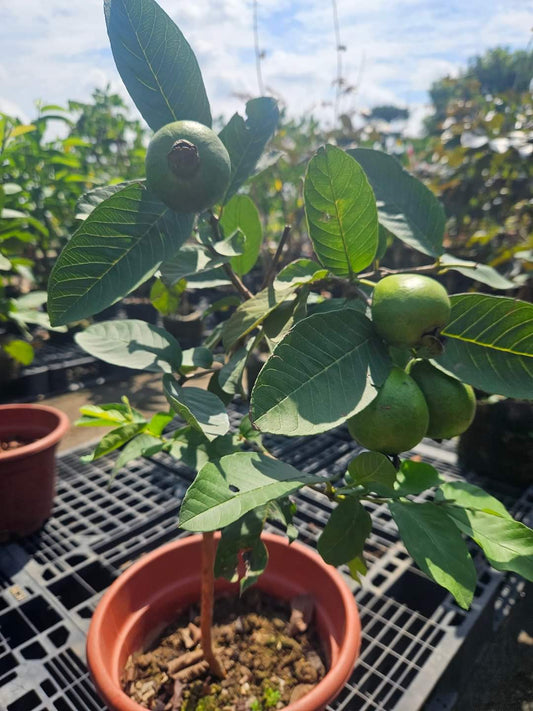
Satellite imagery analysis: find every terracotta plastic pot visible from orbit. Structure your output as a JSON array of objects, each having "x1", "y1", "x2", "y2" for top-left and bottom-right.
[
  {"x1": 0, "y1": 404, "x2": 70, "y2": 536},
  {"x1": 87, "y1": 532, "x2": 361, "y2": 711}
]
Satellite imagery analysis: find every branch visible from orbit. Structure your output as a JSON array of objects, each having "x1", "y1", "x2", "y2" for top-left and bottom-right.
[{"x1": 261, "y1": 224, "x2": 291, "y2": 289}]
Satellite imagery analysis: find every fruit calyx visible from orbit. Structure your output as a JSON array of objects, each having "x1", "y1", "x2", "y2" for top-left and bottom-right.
[{"x1": 167, "y1": 139, "x2": 200, "y2": 179}]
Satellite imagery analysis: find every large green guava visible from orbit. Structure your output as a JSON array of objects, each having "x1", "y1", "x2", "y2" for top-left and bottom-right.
[
  {"x1": 371, "y1": 274, "x2": 451, "y2": 348},
  {"x1": 145, "y1": 120, "x2": 231, "y2": 213},
  {"x1": 407, "y1": 359, "x2": 476, "y2": 439},
  {"x1": 347, "y1": 366, "x2": 429, "y2": 455}
]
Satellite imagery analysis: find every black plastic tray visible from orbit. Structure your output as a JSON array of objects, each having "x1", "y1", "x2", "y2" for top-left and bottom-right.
[{"x1": 1, "y1": 420, "x2": 532, "y2": 711}]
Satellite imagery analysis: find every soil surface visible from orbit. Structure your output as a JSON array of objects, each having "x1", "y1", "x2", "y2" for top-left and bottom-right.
[
  {"x1": 122, "y1": 589, "x2": 326, "y2": 711},
  {"x1": 0, "y1": 437, "x2": 35, "y2": 452}
]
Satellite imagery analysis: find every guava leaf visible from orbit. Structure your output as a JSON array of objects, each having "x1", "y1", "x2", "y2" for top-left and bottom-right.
[
  {"x1": 180, "y1": 347, "x2": 213, "y2": 371},
  {"x1": 394, "y1": 460, "x2": 444, "y2": 496},
  {"x1": 349, "y1": 148, "x2": 445, "y2": 257},
  {"x1": 218, "y1": 344, "x2": 252, "y2": 396},
  {"x1": 75, "y1": 181, "x2": 142, "y2": 220},
  {"x1": 347, "y1": 451, "x2": 396, "y2": 491},
  {"x1": 219, "y1": 98, "x2": 280, "y2": 203},
  {"x1": 436, "y1": 481, "x2": 512, "y2": 519},
  {"x1": 250, "y1": 310, "x2": 391, "y2": 436},
  {"x1": 220, "y1": 195, "x2": 262, "y2": 276},
  {"x1": 81, "y1": 422, "x2": 147, "y2": 462},
  {"x1": 160, "y1": 244, "x2": 227, "y2": 287},
  {"x1": 389, "y1": 501, "x2": 477, "y2": 609},
  {"x1": 75, "y1": 319, "x2": 182, "y2": 372},
  {"x1": 48, "y1": 183, "x2": 193, "y2": 326},
  {"x1": 104, "y1": 0, "x2": 211, "y2": 130},
  {"x1": 112, "y1": 433, "x2": 163, "y2": 475},
  {"x1": 439, "y1": 483, "x2": 533, "y2": 580},
  {"x1": 214, "y1": 508, "x2": 268, "y2": 593},
  {"x1": 178, "y1": 451, "x2": 323, "y2": 531},
  {"x1": 222, "y1": 284, "x2": 297, "y2": 350},
  {"x1": 304, "y1": 145, "x2": 378, "y2": 277},
  {"x1": 2, "y1": 339, "x2": 34, "y2": 366},
  {"x1": 163, "y1": 375, "x2": 229, "y2": 442},
  {"x1": 439, "y1": 254, "x2": 515, "y2": 290},
  {"x1": 274, "y1": 259, "x2": 329, "y2": 288},
  {"x1": 317, "y1": 500, "x2": 372, "y2": 567},
  {"x1": 438, "y1": 294, "x2": 533, "y2": 399}
]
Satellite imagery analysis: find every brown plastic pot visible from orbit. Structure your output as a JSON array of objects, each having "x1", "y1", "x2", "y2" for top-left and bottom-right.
[
  {"x1": 0, "y1": 404, "x2": 70, "y2": 536},
  {"x1": 87, "y1": 532, "x2": 361, "y2": 711}
]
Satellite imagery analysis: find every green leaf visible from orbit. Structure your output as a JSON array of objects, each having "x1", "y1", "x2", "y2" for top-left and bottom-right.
[
  {"x1": 104, "y1": 0, "x2": 211, "y2": 130},
  {"x1": 211, "y1": 230, "x2": 245, "y2": 258},
  {"x1": 81, "y1": 422, "x2": 147, "y2": 462},
  {"x1": 274, "y1": 259, "x2": 329, "y2": 288},
  {"x1": 304, "y1": 145, "x2": 378, "y2": 277},
  {"x1": 439, "y1": 483, "x2": 533, "y2": 580},
  {"x1": 438, "y1": 294, "x2": 533, "y2": 399},
  {"x1": 160, "y1": 244, "x2": 227, "y2": 287},
  {"x1": 178, "y1": 451, "x2": 324, "y2": 531},
  {"x1": 0, "y1": 252, "x2": 10, "y2": 270},
  {"x1": 218, "y1": 345, "x2": 250, "y2": 396},
  {"x1": 317, "y1": 500, "x2": 372, "y2": 566},
  {"x1": 112, "y1": 433, "x2": 162, "y2": 475},
  {"x1": 347, "y1": 451, "x2": 396, "y2": 491},
  {"x1": 150, "y1": 278, "x2": 185, "y2": 316},
  {"x1": 2, "y1": 339, "x2": 34, "y2": 365},
  {"x1": 163, "y1": 374, "x2": 229, "y2": 441},
  {"x1": 349, "y1": 148, "x2": 445, "y2": 257},
  {"x1": 222, "y1": 284, "x2": 297, "y2": 350},
  {"x1": 219, "y1": 98, "x2": 279, "y2": 203},
  {"x1": 389, "y1": 501, "x2": 477, "y2": 609},
  {"x1": 48, "y1": 183, "x2": 193, "y2": 326},
  {"x1": 75, "y1": 181, "x2": 141, "y2": 220},
  {"x1": 146, "y1": 412, "x2": 174, "y2": 436},
  {"x1": 347, "y1": 556, "x2": 368, "y2": 584},
  {"x1": 437, "y1": 481, "x2": 512, "y2": 518},
  {"x1": 76, "y1": 403, "x2": 139, "y2": 427},
  {"x1": 75, "y1": 320, "x2": 182, "y2": 372},
  {"x1": 250, "y1": 310, "x2": 391, "y2": 436},
  {"x1": 180, "y1": 347, "x2": 213, "y2": 371},
  {"x1": 214, "y1": 507, "x2": 268, "y2": 592},
  {"x1": 395, "y1": 460, "x2": 444, "y2": 496},
  {"x1": 220, "y1": 195, "x2": 262, "y2": 276},
  {"x1": 267, "y1": 499, "x2": 298, "y2": 542},
  {"x1": 439, "y1": 254, "x2": 515, "y2": 290}
]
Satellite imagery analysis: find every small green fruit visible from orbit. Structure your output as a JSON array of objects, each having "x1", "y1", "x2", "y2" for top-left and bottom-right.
[
  {"x1": 371, "y1": 274, "x2": 451, "y2": 348},
  {"x1": 145, "y1": 120, "x2": 231, "y2": 213},
  {"x1": 347, "y1": 367, "x2": 429, "y2": 455},
  {"x1": 408, "y1": 360, "x2": 476, "y2": 439}
]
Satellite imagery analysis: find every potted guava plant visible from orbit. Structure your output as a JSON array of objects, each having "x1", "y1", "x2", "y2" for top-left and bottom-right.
[{"x1": 45, "y1": 1, "x2": 533, "y2": 709}]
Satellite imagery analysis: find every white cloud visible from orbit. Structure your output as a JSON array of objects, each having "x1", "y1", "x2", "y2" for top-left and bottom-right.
[{"x1": 0, "y1": 0, "x2": 530, "y2": 134}]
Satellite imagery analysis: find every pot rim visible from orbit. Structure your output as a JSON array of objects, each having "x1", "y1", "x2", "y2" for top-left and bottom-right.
[
  {"x1": 87, "y1": 532, "x2": 361, "y2": 711},
  {"x1": 0, "y1": 403, "x2": 70, "y2": 462}
]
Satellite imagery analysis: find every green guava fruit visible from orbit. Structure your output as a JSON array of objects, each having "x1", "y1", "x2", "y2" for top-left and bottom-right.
[
  {"x1": 145, "y1": 120, "x2": 231, "y2": 213},
  {"x1": 407, "y1": 359, "x2": 476, "y2": 439},
  {"x1": 347, "y1": 366, "x2": 429, "y2": 455},
  {"x1": 371, "y1": 274, "x2": 451, "y2": 348}
]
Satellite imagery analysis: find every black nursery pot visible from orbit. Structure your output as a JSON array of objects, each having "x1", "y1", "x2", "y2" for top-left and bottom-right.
[
  {"x1": 162, "y1": 310, "x2": 204, "y2": 349},
  {"x1": 458, "y1": 399, "x2": 533, "y2": 487}
]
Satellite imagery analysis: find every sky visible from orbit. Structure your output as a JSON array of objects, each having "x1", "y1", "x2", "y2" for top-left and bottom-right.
[{"x1": 0, "y1": 0, "x2": 531, "y2": 136}]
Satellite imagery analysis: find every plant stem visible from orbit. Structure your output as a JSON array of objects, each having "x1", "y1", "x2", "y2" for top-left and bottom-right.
[
  {"x1": 200, "y1": 532, "x2": 226, "y2": 678},
  {"x1": 262, "y1": 224, "x2": 291, "y2": 289}
]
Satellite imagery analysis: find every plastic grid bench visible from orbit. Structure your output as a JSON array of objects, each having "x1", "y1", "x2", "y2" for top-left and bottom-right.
[{"x1": 1, "y1": 418, "x2": 532, "y2": 711}]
